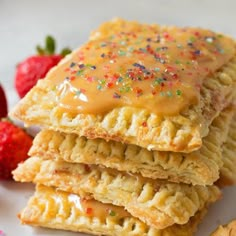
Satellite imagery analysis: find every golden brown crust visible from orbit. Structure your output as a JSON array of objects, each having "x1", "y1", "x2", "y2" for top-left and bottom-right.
[
  {"x1": 28, "y1": 106, "x2": 234, "y2": 185},
  {"x1": 10, "y1": 20, "x2": 236, "y2": 236},
  {"x1": 13, "y1": 156, "x2": 221, "y2": 229},
  {"x1": 211, "y1": 219, "x2": 236, "y2": 236},
  {"x1": 217, "y1": 113, "x2": 236, "y2": 187},
  {"x1": 19, "y1": 184, "x2": 208, "y2": 236},
  {"x1": 10, "y1": 53, "x2": 236, "y2": 153}
]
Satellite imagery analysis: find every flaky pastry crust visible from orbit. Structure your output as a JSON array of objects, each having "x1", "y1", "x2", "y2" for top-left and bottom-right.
[
  {"x1": 211, "y1": 219, "x2": 236, "y2": 236},
  {"x1": 13, "y1": 157, "x2": 221, "y2": 229},
  {"x1": 217, "y1": 113, "x2": 236, "y2": 187},
  {"x1": 28, "y1": 107, "x2": 234, "y2": 185},
  {"x1": 19, "y1": 184, "x2": 208, "y2": 236}
]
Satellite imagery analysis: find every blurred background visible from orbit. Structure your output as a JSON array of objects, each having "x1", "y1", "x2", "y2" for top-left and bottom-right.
[{"x1": 1, "y1": 0, "x2": 236, "y2": 109}]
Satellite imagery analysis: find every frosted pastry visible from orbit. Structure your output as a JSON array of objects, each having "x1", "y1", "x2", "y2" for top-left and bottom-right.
[
  {"x1": 10, "y1": 18, "x2": 236, "y2": 153},
  {"x1": 13, "y1": 157, "x2": 221, "y2": 229},
  {"x1": 211, "y1": 219, "x2": 236, "y2": 236},
  {"x1": 19, "y1": 185, "x2": 209, "y2": 236},
  {"x1": 28, "y1": 106, "x2": 234, "y2": 185}
]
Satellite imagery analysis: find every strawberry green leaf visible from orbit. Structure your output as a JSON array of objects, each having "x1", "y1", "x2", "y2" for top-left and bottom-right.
[
  {"x1": 35, "y1": 35, "x2": 71, "y2": 56},
  {"x1": 60, "y1": 47, "x2": 72, "y2": 57},
  {"x1": 45, "y1": 35, "x2": 56, "y2": 55},
  {"x1": 36, "y1": 45, "x2": 45, "y2": 55}
]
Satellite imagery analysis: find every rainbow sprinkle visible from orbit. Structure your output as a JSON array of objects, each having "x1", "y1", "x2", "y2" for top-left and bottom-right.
[{"x1": 57, "y1": 19, "x2": 234, "y2": 115}]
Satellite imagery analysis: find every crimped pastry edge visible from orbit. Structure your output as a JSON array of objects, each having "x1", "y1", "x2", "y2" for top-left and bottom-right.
[
  {"x1": 10, "y1": 53, "x2": 236, "y2": 153},
  {"x1": 28, "y1": 106, "x2": 234, "y2": 185},
  {"x1": 13, "y1": 156, "x2": 221, "y2": 229},
  {"x1": 217, "y1": 113, "x2": 236, "y2": 187},
  {"x1": 19, "y1": 184, "x2": 209, "y2": 236}
]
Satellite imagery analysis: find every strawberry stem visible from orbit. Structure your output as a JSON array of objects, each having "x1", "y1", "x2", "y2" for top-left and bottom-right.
[
  {"x1": 35, "y1": 35, "x2": 56, "y2": 55},
  {"x1": 35, "y1": 35, "x2": 71, "y2": 57}
]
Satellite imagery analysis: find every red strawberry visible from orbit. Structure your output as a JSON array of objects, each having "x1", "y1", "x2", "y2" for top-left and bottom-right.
[
  {"x1": 15, "y1": 55, "x2": 62, "y2": 98},
  {"x1": 0, "y1": 85, "x2": 7, "y2": 118},
  {"x1": 15, "y1": 36, "x2": 71, "y2": 98},
  {"x1": 0, "y1": 120, "x2": 32, "y2": 180}
]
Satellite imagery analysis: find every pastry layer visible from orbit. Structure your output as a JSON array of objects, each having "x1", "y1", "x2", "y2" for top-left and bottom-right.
[
  {"x1": 10, "y1": 20, "x2": 236, "y2": 153},
  {"x1": 211, "y1": 219, "x2": 236, "y2": 236},
  {"x1": 13, "y1": 157, "x2": 221, "y2": 229},
  {"x1": 28, "y1": 106, "x2": 234, "y2": 185},
  {"x1": 19, "y1": 185, "x2": 208, "y2": 236},
  {"x1": 217, "y1": 113, "x2": 236, "y2": 187}
]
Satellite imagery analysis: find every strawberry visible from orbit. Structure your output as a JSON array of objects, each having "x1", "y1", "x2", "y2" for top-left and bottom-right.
[
  {"x1": 15, "y1": 36, "x2": 71, "y2": 98},
  {"x1": 0, "y1": 84, "x2": 7, "y2": 118},
  {"x1": 0, "y1": 120, "x2": 32, "y2": 180}
]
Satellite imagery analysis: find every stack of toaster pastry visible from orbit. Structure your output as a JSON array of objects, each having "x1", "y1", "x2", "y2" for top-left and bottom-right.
[{"x1": 11, "y1": 19, "x2": 236, "y2": 236}]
